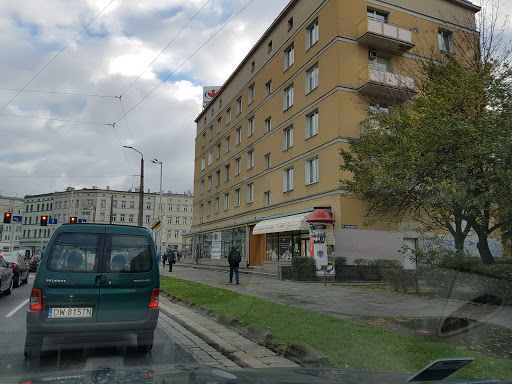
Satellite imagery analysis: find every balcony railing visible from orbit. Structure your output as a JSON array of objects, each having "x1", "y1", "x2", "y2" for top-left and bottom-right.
[
  {"x1": 357, "y1": 17, "x2": 414, "y2": 53},
  {"x1": 358, "y1": 67, "x2": 415, "y2": 101}
]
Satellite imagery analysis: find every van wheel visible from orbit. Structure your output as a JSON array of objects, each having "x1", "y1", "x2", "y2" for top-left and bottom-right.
[{"x1": 137, "y1": 332, "x2": 154, "y2": 354}]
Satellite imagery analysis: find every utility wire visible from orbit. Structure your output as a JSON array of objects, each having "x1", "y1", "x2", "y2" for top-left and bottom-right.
[
  {"x1": 0, "y1": 0, "x2": 115, "y2": 113},
  {"x1": 113, "y1": 0, "x2": 254, "y2": 125},
  {"x1": 119, "y1": 0, "x2": 210, "y2": 98},
  {"x1": 0, "y1": 87, "x2": 115, "y2": 98},
  {"x1": 116, "y1": 96, "x2": 135, "y2": 147},
  {"x1": 106, "y1": 121, "x2": 135, "y2": 175},
  {"x1": 0, "y1": 112, "x2": 109, "y2": 126}
]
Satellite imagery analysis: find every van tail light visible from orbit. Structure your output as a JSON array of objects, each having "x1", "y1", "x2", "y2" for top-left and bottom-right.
[
  {"x1": 149, "y1": 288, "x2": 159, "y2": 308},
  {"x1": 30, "y1": 289, "x2": 42, "y2": 310}
]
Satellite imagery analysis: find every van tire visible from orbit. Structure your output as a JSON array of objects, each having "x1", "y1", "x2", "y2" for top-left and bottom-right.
[{"x1": 137, "y1": 332, "x2": 154, "y2": 354}]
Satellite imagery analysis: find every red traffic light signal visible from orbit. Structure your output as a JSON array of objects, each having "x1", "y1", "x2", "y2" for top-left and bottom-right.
[
  {"x1": 40, "y1": 216, "x2": 48, "y2": 226},
  {"x1": 3, "y1": 212, "x2": 11, "y2": 224},
  {"x1": 70, "y1": 217, "x2": 77, "y2": 224}
]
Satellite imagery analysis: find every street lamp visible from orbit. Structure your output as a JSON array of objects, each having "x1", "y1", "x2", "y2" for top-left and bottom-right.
[
  {"x1": 123, "y1": 145, "x2": 144, "y2": 227},
  {"x1": 151, "y1": 159, "x2": 163, "y2": 254}
]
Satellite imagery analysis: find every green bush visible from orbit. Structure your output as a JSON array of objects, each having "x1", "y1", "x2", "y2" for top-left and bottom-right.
[
  {"x1": 421, "y1": 268, "x2": 457, "y2": 298},
  {"x1": 291, "y1": 256, "x2": 316, "y2": 281},
  {"x1": 381, "y1": 268, "x2": 421, "y2": 293}
]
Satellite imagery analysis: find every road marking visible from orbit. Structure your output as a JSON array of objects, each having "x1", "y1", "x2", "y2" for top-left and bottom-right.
[{"x1": 5, "y1": 298, "x2": 29, "y2": 318}]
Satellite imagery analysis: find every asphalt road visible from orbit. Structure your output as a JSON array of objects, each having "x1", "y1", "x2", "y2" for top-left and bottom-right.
[{"x1": 0, "y1": 274, "x2": 197, "y2": 381}]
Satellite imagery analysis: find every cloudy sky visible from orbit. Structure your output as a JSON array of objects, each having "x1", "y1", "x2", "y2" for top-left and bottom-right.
[{"x1": 0, "y1": 0, "x2": 510, "y2": 198}]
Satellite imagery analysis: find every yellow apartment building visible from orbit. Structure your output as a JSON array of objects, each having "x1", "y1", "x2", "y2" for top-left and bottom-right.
[{"x1": 190, "y1": 0, "x2": 484, "y2": 272}]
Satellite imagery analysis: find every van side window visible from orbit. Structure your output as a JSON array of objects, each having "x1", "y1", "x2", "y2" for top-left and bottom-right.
[
  {"x1": 108, "y1": 235, "x2": 152, "y2": 273},
  {"x1": 47, "y1": 233, "x2": 101, "y2": 273}
]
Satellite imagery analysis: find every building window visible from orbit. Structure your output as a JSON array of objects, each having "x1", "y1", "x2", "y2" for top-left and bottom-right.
[
  {"x1": 176, "y1": 204, "x2": 180, "y2": 211},
  {"x1": 217, "y1": 117, "x2": 222, "y2": 133},
  {"x1": 176, "y1": 216, "x2": 180, "y2": 224},
  {"x1": 216, "y1": 170, "x2": 220, "y2": 187},
  {"x1": 264, "y1": 191, "x2": 271, "y2": 207},
  {"x1": 306, "y1": 63, "x2": 319, "y2": 93},
  {"x1": 128, "y1": 214, "x2": 134, "y2": 222},
  {"x1": 283, "y1": 126, "x2": 293, "y2": 150},
  {"x1": 208, "y1": 151, "x2": 213, "y2": 165},
  {"x1": 112, "y1": 214, "x2": 117, "y2": 222},
  {"x1": 247, "y1": 116, "x2": 255, "y2": 137},
  {"x1": 235, "y1": 157, "x2": 241, "y2": 176},
  {"x1": 288, "y1": 17, "x2": 293, "y2": 31},
  {"x1": 184, "y1": 205, "x2": 188, "y2": 211},
  {"x1": 201, "y1": 157, "x2": 205, "y2": 170},
  {"x1": 209, "y1": 126, "x2": 213, "y2": 141},
  {"x1": 264, "y1": 153, "x2": 271, "y2": 170},
  {"x1": 145, "y1": 215, "x2": 151, "y2": 223},
  {"x1": 208, "y1": 175, "x2": 212, "y2": 191},
  {"x1": 100, "y1": 199, "x2": 106, "y2": 208},
  {"x1": 99, "y1": 213, "x2": 105, "y2": 221},
  {"x1": 248, "y1": 83, "x2": 255, "y2": 104},
  {"x1": 215, "y1": 197, "x2": 220, "y2": 214},
  {"x1": 306, "y1": 19, "x2": 319, "y2": 49},
  {"x1": 236, "y1": 97, "x2": 242, "y2": 115},
  {"x1": 284, "y1": 43, "x2": 294, "y2": 70},
  {"x1": 367, "y1": 8, "x2": 388, "y2": 22},
  {"x1": 168, "y1": 217, "x2": 173, "y2": 224},
  {"x1": 438, "y1": 29, "x2": 454, "y2": 53},
  {"x1": 226, "y1": 107, "x2": 231, "y2": 124},
  {"x1": 199, "y1": 205, "x2": 204, "y2": 219},
  {"x1": 224, "y1": 193, "x2": 230, "y2": 210},
  {"x1": 225, "y1": 136, "x2": 230, "y2": 153},
  {"x1": 235, "y1": 189, "x2": 241, "y2": 207},
  {"x1": 306, "y1": 109, "x2": 319, "y2": 139},
  {"x1": 264, "y1": 117, "x2": 271, "y2": 134},
  {"x1": 265, "y1": 80, "x2": 272, "y2": 96},
  {"x1": 146, "y1": 202, "x2": 152, "y2": 209},
  {"x1": 113, "y1": 200, "x2": 118, "y2": 208},
  {"x1": 283, "y1": 85, "x2": 294, "y2": 110},
  {"x1": 200, "y1": 180, "x2": 205, "y2": 194},
  {"x1": 130, "y1": 201, "x2": 135, "y2": 209},
  {"x1": 219, "y1": 99, "x2": 222, "y2": 108},
  {"x1": 268, "y1": 40, "x2": 272, "y2": 52},
  {"x1": 168, "y1": 204, "x2": 173, "y2": 211},
  {"x1": 247, "y1": 183, "x2": 254, "y2": 203},
  {"x1": 369, "y1": 53, "x2": 391, "y2": 71},
  {"x1": 207, "y1": 201, "x2": 211, "y2": 216},
  {"x1": 225, "y1": 164, "x2": 230, "y2": 181},
  {"x1": 202, "y1": 133, "x2": 206, "y2": 147},
  {"x1": 175, "y1": 230, "x2": 179, "y2": 238},
  {"x1": 247, "y1": 150, "x2": 254, "y2": 169},
  {"x1": 283, "y1": 167, "x2": 294, "y2": 192},
  {"x1": 121, "y1": 201, "x2": 126, "y2": 208},
  {"x1": 236, "y1": 127, "x2": 242, "y2": 145},
  {"x1": 251, "y1": 60, "x2": 255, "y2": 72},
  {"x1": 306, "y1": 157, "x2": 319, "y2": 185},
  {"x1": 216, "y1": 143, "x2": 221, "y2": 159}
]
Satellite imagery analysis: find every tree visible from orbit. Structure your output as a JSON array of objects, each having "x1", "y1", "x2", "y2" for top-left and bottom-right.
[{"x1": 340, "y1": 56, "x2": 512, "y2": 265}]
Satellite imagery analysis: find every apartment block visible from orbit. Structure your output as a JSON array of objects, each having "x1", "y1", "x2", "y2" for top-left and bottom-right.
[
  {"x1": 0, "y1": 196, "x2": 24, "y2": 251},
  {"x1": 191, "y1": 0, "x2": 481, "y2": 271}
]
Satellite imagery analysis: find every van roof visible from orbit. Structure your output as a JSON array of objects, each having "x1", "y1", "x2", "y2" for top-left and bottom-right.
[{"x1": 53, "y1": 223, "x2": 152, "y2": 235}]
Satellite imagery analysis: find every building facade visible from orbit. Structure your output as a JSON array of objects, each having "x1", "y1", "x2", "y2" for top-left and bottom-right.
[
  {"x1": 191, "y1": 0, "x2": 483, "y2": 270},
  {"x1": 0, "y1": 196, "x2": 24, "y2": 251},
  {"x1": 20, "y1": 187, "x2": 193, "y2": 255}
]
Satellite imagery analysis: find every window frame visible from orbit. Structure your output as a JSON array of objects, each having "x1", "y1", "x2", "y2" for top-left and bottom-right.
[
  {"x1": 305, "y1": 156, "x2": 319, "y2": 185},
  {"x1": 283, "y1": 125, "x2": 294, "y2": 151},
  {"x1": 284, "y1": 43, "x2": 294, "y2": 70},
  {"x1": 247, "y1": 183, "x2": 254, "y2": 203},
  {"x1": 306, "y1": 63, "x2": 319, "y2": 94},
  {"x1": 247, "y1": 116, "x2": 255, "y2": 137},
  {"x1": 248, "y1": 83, "x2": 255, "y2": 104},
  {"x1": 283, "y1": 167, "x2": 294, "y2": 192},
  {"x1": 306, "y1": 18, "x2": 319, "y2": 50},
  {"x1": 236, "y1": 97, "x2": 242, "y2": 115},
  {"x1": 283, "y1": 84, "x2": 294, "y2": 110},
  {"x1": 305, "y1": 109, "x2": 319, "y2": 139},
  {"x1": 247, "y1": 150, "x2": 254, "y2": 170}
]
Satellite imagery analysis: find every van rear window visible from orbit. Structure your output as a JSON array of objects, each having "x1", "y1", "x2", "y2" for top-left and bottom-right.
[
  {"x1": 107, "y1": 235, "x2": 152, "y2": 273},
  {"x1": 48, "y1": 233, "x2": 101, "y2": 273}
]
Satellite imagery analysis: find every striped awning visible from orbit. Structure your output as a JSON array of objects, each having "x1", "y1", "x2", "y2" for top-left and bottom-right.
[{"x1": 252, "y1": 213, "x2": 310, "y2": 234}]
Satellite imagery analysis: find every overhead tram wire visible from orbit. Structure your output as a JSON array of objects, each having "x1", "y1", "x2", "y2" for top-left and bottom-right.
[
  {"x1": 0, "y1": 0, "x2": 115, "y2": 113},
  {"x1": 0, "y1": 112, "x2": 109, "y2": 126},
  {"x1": 0, "y1": 87, "x2": 116, "y2": 99},
  {"x1": 116, "y1": 96, "x2": 135, "y2": 148},
  {"x1": 119, "y1": 0, "x2": 210, "y2": 98},
  {"x1": 113, "y1": 0, "x2": 255, "y2": 126}
]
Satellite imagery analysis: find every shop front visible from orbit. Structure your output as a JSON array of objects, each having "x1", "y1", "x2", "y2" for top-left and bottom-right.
[{"x1": 188, "y1": 227, "x2": 247, "y2": 267}]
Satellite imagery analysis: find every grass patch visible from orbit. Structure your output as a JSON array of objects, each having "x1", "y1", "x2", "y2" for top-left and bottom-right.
[{"x1": 160, "y1": 276, "x2": 512, "y2": 381}]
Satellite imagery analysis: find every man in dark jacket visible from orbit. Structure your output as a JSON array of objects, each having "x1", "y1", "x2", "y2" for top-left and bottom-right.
[
  {"x1": 228, "y1": 246, "x2": 241, "y2": 284},
  {"x1": 168, "y1": 250, "x2": 175, "y2": 272}
]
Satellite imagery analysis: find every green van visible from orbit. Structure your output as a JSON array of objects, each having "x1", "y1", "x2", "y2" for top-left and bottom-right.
[{"x1": 25, "y1": 224, "x2": 160, "y2": 363}]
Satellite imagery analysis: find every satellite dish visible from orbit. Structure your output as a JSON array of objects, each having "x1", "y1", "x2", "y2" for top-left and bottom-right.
[{"x1": 415, "y1": 20, "x2": 420, "y2": 33}]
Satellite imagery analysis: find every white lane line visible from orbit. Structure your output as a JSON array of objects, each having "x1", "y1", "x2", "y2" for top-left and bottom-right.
[{"x1": 5, "y1": 298, "x2": 29, "y2": 318}]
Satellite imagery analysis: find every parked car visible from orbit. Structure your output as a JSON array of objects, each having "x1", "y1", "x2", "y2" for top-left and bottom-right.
[
  {"x1": 1, "y1": 252, "x2": 29, "y2": 287},
  {"x1": 29, "y1": 255, "x2": 41, "y2": 271},
  {"x1": 25, "y1": 224, "x2": 160, "y2": 364},
  {"x1": 0, "y1": 255, "x2": 14, "y2": 295}
]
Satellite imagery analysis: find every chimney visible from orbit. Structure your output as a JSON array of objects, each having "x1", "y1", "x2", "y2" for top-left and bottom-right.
[
  {"x1": 106, "y1": 186, "x2": 110, "y2": 190},
  {"x1": 147, "y1": 189, "x2": 151, "y2": 193}
]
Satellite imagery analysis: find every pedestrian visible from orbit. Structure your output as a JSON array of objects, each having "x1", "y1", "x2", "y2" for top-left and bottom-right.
[
  {"x1": 168, "y1": 250, "x2": 176, "y2": 272},
  {"x1": 228, "y1": 246, "x2": 241, "y2": 284},
  {"x1": 162, "y1": 251, "x2": 167, "y2": 267}
]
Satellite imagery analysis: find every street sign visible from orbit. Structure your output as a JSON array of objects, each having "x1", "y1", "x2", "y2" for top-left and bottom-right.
[
  {"x1": 78, "y1": 219, "x2": 87, "y2": 223},
  {"x1": 49, "y1": 218, "x2": 58, "y2": 225},
  {"x1": 12, "y1": 216, "x2": 22, "y2": 222},
  {"x1": 150, "y1": 219, "x2": 162, "y2": 231}
]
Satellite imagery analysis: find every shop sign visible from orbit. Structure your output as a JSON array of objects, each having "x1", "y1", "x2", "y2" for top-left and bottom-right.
[{"x1": 211, "y1": 231, "x2": 222, "y2": 259}]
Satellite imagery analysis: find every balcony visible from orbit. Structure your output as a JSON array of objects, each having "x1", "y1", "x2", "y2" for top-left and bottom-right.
[
  {"x1": 358, "y1": 67, "x2": 415, "y2": 101},
  {"x1": 357, "y1": 17, "x2": 414, "y2": 53}
]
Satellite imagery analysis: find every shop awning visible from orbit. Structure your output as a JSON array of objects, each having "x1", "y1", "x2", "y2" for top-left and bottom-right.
[{"x1": 252, "y1": 213, "x2": 311, "y2": 234}]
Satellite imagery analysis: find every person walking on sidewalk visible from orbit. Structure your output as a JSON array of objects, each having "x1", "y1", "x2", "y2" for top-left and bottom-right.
[
  {"x1": 162, "y1": 251, "x2": 167, "y2": 268},
  {"x1": 228, "y1": 246, "x2": 241, "y2": 284},
  {"x1": 168, "y1": 250, "x2": 176, "y2": 272}
]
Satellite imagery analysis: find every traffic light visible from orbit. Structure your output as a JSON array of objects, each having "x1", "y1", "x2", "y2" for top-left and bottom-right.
[
  {"x1": 40, "y1": 216, "x2": 48, "y2": 226},
  {"x1": 3, "y1": 212, "x2": 11, "y2": 223},
  {"x1": 69, "y1": 216, "x2": 77, "y2": 224}
]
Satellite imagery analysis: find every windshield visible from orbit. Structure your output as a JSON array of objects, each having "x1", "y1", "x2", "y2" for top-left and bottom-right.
[{"x1": 1, "y1": 0, "x2": 511, "y2": 383}]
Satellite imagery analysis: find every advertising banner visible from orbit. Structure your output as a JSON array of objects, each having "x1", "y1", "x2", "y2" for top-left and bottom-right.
[
  {"x1": 211, "y1": 231, "x2": 222, "y2": 259},
  {"x1": 203, "y1": 86, "x2": 220, "y2": 108}
]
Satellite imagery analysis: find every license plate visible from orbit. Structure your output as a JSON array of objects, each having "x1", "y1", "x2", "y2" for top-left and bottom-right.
[{"x1": 48, "y1": 307, "x2": 93, "y2": 318}]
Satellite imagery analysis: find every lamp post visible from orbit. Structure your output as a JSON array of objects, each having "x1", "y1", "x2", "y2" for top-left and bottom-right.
[
  {"x1": 151, "y1": 159, "x2": 163, "y2": 254},
  {"x1": 123, "y1": 146, "x2": 144, "y2": 227}
]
